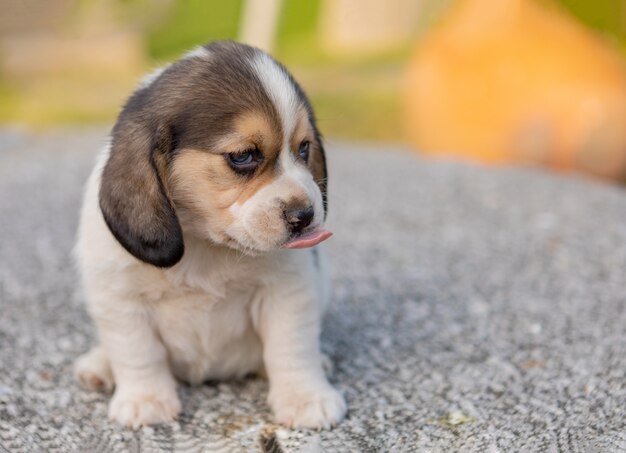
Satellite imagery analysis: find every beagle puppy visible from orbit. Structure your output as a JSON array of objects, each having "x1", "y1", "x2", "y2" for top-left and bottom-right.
[{"x1": 73, "y1": 41, "x2": 346, "y2": 430}]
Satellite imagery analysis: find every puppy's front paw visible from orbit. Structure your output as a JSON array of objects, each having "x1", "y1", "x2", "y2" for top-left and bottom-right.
[
  {"x1": 109, "y1": 384, "x2": 181, "y2": 429},
  {"x1": 269, "y1": 381, "x2": 346, "y2": 430}
]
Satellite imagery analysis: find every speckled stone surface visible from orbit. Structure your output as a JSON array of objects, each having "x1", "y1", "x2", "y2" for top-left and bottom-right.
[{"x1": 0, "y1": 130, "x2": 625, "y2": 452}]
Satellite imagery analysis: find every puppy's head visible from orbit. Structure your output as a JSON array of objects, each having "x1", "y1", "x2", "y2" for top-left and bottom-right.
[{"x1": 99, "y1": 41, "x2": 328, "y2": 267}]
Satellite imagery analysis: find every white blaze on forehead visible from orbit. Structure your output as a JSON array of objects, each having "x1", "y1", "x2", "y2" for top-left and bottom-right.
[
  {"x1": 252, "y1": 53, "x2": 300, "y2": 143},
  {"x1": 250, "y1": 52, "x2": 320, "y2": 216}
]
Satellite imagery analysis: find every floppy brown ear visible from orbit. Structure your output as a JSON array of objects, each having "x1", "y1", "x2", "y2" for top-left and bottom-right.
[
  {"x1": 311, "y1": 133, "x2": 328, "y2": 218},
  {"x1": 99, "y1": 122, "x2": 184, "y2": 267}
]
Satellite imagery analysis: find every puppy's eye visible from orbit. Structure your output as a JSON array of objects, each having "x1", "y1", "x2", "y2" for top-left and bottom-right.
[
  {"x1": 230, "y1": 151, "x2": 253, "y2": 165},
  {"x1": 298, "y1": 141, "x2": 310, "y2": 163},
  {"x1": 227, "y1": 149, "x2": 263, "y2": 174}
]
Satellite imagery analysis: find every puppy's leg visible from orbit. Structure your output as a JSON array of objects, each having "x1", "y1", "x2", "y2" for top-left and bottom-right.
[
  {"x1": 256, "y1": 352, "x2": 333, "y2": 381},
  {"x1": 93, "y1": 301, "x2": 180, "y2": 429},
  {"x1": 74, "y1": 345, "x2": 114, "y2": 392},
  {"x1": 254, "y1": 283, "x2": 346, "y2": 429}
]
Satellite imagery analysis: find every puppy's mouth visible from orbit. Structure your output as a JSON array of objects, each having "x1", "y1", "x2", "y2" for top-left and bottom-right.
[{"x1": 282, "y1": 228, "x2": 333, "y2": 249}]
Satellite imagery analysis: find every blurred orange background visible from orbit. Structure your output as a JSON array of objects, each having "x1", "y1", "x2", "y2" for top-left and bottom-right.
[{"x1": 2, "y1": 0, "x2": 626, "y2": 180}]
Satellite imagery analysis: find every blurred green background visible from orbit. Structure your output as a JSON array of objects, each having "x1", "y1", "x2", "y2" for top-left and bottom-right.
[{"x1": 1, "y1": 0, "x2": 625, "y2": 142}]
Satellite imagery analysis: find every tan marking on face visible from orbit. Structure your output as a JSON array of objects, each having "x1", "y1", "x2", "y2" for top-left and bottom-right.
[
  {"x1": 236, "y1": 166, "x2": 280, "y2": 205},
  {"x1": 167, "y1": 111, "x2": 287, "y2": 244},
  {"x1": 169, "y1": 150, "x2": 237, "y2": 241},
  {"x1": 215, "y1": 111, "x2": 281, "y2": 157},
  {"x1": 309, "y1": 139, "x2": 327, "y2": 188}
]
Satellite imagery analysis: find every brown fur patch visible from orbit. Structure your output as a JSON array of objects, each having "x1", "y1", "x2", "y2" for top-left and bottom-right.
[
  {"x1": 170, "y1": 150, "x2": 236, "y2": 239},
  {"x1": 100, "y1": 124, "x2": 184, "y2": 267},
  {"x1": 223, "y1": 111, "x2": 282, "y2": 157}
]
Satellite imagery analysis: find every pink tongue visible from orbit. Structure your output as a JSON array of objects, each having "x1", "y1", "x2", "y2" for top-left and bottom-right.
[{"x1": 283, "y1": 229, "x2": 333, "y2": 249}]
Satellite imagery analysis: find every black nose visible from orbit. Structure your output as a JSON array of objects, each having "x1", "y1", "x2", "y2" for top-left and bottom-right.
[{"x1": 285, "y1": 207, "x2": 314, "y2": 234}]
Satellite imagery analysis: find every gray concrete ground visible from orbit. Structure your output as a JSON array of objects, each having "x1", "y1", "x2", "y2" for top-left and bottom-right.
[{"x1": 0, "y1": 130, "x2": 625, "y2": 452}]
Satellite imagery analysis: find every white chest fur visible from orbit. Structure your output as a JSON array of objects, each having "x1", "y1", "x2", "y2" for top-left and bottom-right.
[{"x1": 152, "y1": 279, "x2": 264, "y2": 384}]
